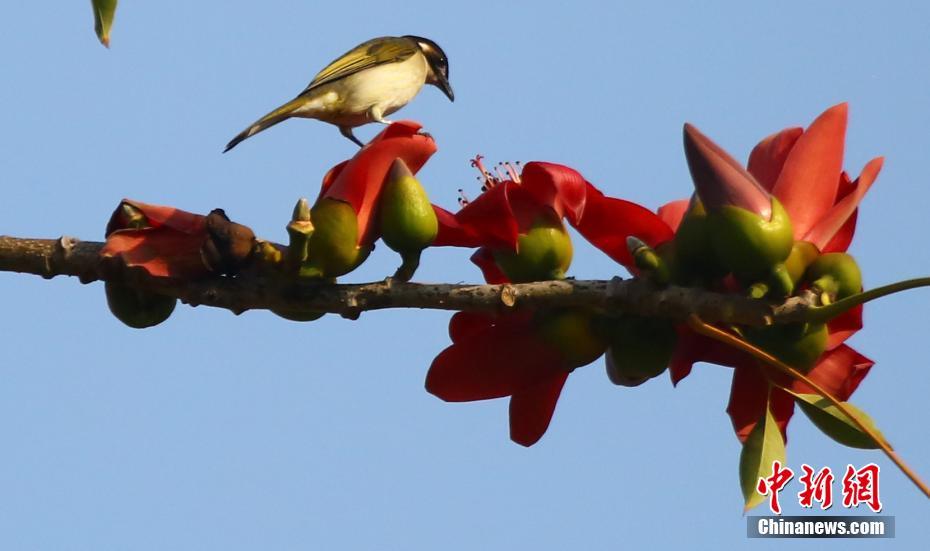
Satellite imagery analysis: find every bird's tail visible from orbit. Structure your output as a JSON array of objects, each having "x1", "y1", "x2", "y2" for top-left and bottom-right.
[{"x1": 223, "y1": 97, "x2": 309, "y2": 153}]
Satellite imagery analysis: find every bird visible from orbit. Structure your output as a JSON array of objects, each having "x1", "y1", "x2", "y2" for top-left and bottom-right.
[{"x1": 224, "y1": 35, "x2": 453, "y2": 152}]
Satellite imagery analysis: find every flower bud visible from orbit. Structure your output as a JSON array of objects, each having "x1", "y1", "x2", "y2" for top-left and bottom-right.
[
  {"x1": 105, "y1": 282, "x2": 176, "y2": 329},
  {"x1": 683, "y1": 124, "x2": 772, "y2": 218},
  {"x1": 286, "y1": 198, "x2": 315, "y2": 268},
  {"x1": 603, "y1": 316, "x2": 676, "y2": 386},
  {"x1": 380, "y1": 158, "x2": 439, "y2": 281},
  {"x1": 300, "y1": 198, "x2": 372, "y2": 279},
  {"x1": 683, "y1": 123, "x2": 795, "y2": 281}
]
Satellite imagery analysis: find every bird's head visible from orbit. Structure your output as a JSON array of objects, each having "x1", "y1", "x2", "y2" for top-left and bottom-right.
[{"x1": 405, "y1": 35, "x2": 454, "y2": 102}]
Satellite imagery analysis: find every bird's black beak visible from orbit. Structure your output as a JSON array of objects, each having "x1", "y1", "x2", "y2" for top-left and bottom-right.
[{"x1": 435, "y1": 75, "x2": 454, "y2": 102}]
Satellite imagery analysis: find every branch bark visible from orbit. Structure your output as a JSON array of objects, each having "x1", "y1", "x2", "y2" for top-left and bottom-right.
[{"x1": 0, "y1": 235, "x2": 818, "y2": 324}]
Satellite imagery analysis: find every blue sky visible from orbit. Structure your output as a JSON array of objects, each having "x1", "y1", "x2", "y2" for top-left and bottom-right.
[{"x1": 1, "y1": 1, "x2": 928, "y2": 549}]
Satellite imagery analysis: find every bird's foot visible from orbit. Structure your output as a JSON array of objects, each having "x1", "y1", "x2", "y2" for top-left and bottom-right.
[{"x1": 340, "y1": 126, "x2": 365, "y2": 147}]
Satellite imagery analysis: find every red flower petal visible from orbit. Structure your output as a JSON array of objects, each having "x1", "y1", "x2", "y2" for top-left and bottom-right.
[
  {"x1": 726, "y1": 364, "x2": 796, "y2": 442},
  {"x1": 425, "y1": 317, "x2": 564, "y2": 402},
  {"x1": 317, "y1": 160, "x2": 350, "y2": 199},
  {"x1": 683, "y1": 123, "x2": 772, "y2": 217},
  {"x1": 320, "y1": 121, "x2": 437, "y2": 246},
  {"x1": 448, "y1": 312, "x2": 494, "y2": 343},
  {"x1": 470, "y1": 247, "x2": 510, "y2": 284},
  {"x1": 668, "y1": 325, "x2": 749, "y2": 384},
  {"x1": 803, "y1": 157, "x2": 883, "y2": 251},
  {"x1": 106, "y1": 199, "x2": 206, "y2": 236},
  {"x1": 101, "y1": 228, "x2": 209, "y2": 279},
  {"x1": 443, "y1": 183, "x2": 520, "y2": 250},
  {"x1": 509, "y1": 371, "x2": 569, "y2": 447},
  {"x1": 102, "y1": 200, "x2": 210, "y2": 279},
  {"x1": 772, "y1": 103, "x2": 848, "y2": 238},
  {"x1": 572, "y1": 182, "x2": 674, "y2": 270},
  {"x1": 747, "y1": 127, "x2": 803, "y2": 191},
  {"x1": 792, "y1": 345, "x2": 873, "y2": 401},
  {"x1": 820, "y1": 172, "x2": 856, "y2": 253},
  {"x1": 520, "y1": 162, "x2": 587, "y2": 225},
  {"x1": 449, "y1": 310, "x2": 536, "y2": 343},
  {"x1": 820, "y1": 213, "x2": 857, "y2": 254},
  {"x1": 432, "y1": 204, "x2": 484, "y2": 248},
  {"x1": 657, "y1": 199, "x2": 691, "y2": 233},
  {"x1": 826, "y1": 304, "x2": 863, "y2": 350}
]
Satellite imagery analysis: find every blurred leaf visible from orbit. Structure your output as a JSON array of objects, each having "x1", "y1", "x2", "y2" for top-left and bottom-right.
[
  {"x1": 790, "y1": 392, "x2": 887, "y2": 450},
  {"x1": 738, "y1": 394, "x2": 785, "y2": 511},
  {"x1": 92, "y1": 0, "x2": 118, "y2": 48}
]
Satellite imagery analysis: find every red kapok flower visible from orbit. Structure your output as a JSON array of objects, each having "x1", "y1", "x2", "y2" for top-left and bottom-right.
[
  {"x1": 101, "y1": 199, "x2": 212, "y2": 279},
  {"x1": 426, "y1": 158, "x2": 607, "y2": 445},
  {"x1": 668, "y1": 103, "x2": 881, "y2": 441},
  {"x1": 101, "y1": 199, "x2": 257, "y2": 280},
  {"x1": 426, "y1": 309, "x2": 604, "y2": 447},
  {"x1": 317, "y1": 120, "x2": 437, "y2": 247},
  {"x1": 431, "y1": 157, "x2": 587, "y2": 283}
]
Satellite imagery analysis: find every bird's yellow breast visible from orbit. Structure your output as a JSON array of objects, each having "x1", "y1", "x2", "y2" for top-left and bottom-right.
[{"x1": 294, "y1": 53, "x2": 429, "y2": 127}]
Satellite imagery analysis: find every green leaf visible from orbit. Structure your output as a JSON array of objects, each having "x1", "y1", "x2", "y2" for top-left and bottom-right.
[
  {"x1": 738, "y1": 395, "x2": 786, "y2": 512},
  {"x1": 790, "y1": 392, "x2": 888, "y2": 450},
  {"x1": 92, "y1": 0, "x2": 118, "y2": 48}
]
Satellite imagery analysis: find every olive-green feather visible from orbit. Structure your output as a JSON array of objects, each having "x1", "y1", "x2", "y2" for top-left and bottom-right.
[
  {"x1": 224, "y1": 96, "x2": 308, "y2": 153},
  {"x1": 300, "y1": 36, "x2": 419, "y2": 94}
]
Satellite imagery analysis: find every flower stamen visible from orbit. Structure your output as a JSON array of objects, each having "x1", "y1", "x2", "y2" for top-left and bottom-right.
[
  {"x1": 469, "y1": 156, "x2": 525, "y2": 194},
  {"x1": 457, "y1": 188, "x2": 470, "y2": 206},
  {"x1": 503, "y1": 162, "x2": 521, "y2": 184}
]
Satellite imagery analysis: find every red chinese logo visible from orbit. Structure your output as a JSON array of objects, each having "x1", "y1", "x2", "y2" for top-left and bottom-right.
[
  {"x1": 756, "y1": 461, "x2": 794, "y2": 514},
  {"x1": 842, "y1": 463, "x2": 882, "y2": 513},
  {"x1": 757, "y1": 462, "x2": 882, "y2": 514},
  {"x1": 798, "y1": 464, "x2": 834, "y2": 509}
]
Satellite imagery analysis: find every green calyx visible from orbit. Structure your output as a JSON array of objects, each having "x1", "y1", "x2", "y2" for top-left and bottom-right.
[
  {"x1": 104, "y1": 205, "x2": 176, "y2": 328},
  {"x1": 805, "y1": 252, "x2": 862, "y2": 304},
  {"x1": 707, "y1": 197, "x2": 794, "y2": 281},
  {"x1": 671, "y1": 199, "x2": 727, "y2": 283},
  {"x1": 379, "y1": 159, "x2": 439, "y2": 281},
  {"x1": 535, "y1": 309, "x2": 608, "y2": 369},
  {"x1": 271, "y1": 308, "x2": 326, "y2": 322},
  {"x1": 628, "y1": 237, "x2": 671, "y2": 285},
  {"x1": 747, "y1": 262, "x2": 795, "y2": 299},
  {"x1": 784, "y1": 241, "x2": 820, "y2": 285},
  {"x1": 105, "y1": 282, "x2": 176, "y2": 329},
  {"x1": 299, "y1": 198, "x2": 372, "y2": 279},
  {"x1": 743, "y1": 322, "x2": 828, "y2": 373},
  {"x1": 603, "y1": 316, "x2": 677, "y2": 386},
  {"x1": 494, "y1": 212, "x2": 573, "y2": 283}
]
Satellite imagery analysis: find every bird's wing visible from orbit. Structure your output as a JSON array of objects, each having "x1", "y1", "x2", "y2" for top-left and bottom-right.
[{"x1": 299, "y1": 36, "x2": 419, "y2": 95}]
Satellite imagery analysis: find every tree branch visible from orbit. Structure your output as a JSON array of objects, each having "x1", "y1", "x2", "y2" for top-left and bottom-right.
[{"x1": 0, "y1": 235, "x2": 819, "y2": 324}]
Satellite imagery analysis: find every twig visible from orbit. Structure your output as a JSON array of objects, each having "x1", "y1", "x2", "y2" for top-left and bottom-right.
[{"x1": 0, "y1": 234, "x2": 806, "y2": 324}]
